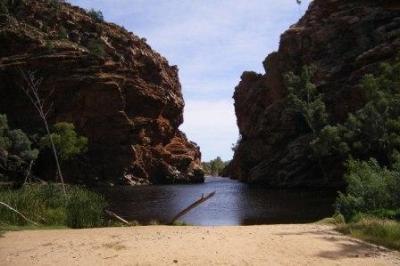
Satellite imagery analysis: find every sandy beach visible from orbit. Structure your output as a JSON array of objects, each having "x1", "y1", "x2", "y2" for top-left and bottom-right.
[{"x1": 0, "y1": 224, "x2": 399, "y2": 266}]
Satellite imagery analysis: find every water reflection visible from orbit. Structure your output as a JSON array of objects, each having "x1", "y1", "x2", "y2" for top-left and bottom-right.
[{"x1": 99, "y1": 177, "x2": 337, "y2": 226}]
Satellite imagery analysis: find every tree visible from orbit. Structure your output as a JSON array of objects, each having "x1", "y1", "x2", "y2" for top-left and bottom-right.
[
  {"x1": 40, "y1": 122, "x2": 88, "y2": 163},
  {"x1": 87, "y1": 8, "x2": 104, "y2": 22},
  {"x1": 0, "y1": 114, "x2": 38, "y2": 184},
  {"x1": 202, "y1": 157, "x2": 227, "y2": 176},
  {"x1": 20, "y1": 70, "x2": 66, "y2": 194},
  {"x1": 312, "y1": 60, "x2": 400, "y2": 167},
  {"x1": 285, "y1": 65, "x2": 328, "y2": 136},
  {"x1": 285, "y1": 66, "x2": 329, "y2": 180},
  {"x1": 336, "y1": 158, "x2": 400, "y2": 220}
]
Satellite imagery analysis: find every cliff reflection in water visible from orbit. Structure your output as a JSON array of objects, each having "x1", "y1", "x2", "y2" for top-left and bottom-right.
[{"x1": 100, "y1": 177, "x2": 337, "y2": 226}]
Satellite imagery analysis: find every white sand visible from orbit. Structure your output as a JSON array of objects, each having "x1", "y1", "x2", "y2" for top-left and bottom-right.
[{"x1": 0, "y1": 224, "x2": 399, "y2": 266}]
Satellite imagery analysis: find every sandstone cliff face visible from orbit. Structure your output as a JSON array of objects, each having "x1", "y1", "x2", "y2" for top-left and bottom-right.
[
  {"x1": 0, "y1": 0, "x2": 204, "y2": 185},
  {"x1": 229, "y1": 0, "x2": 400, "y2": 188}
]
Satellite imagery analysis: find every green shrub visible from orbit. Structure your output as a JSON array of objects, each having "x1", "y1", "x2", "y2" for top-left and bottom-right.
[
  {"x1": 65, "y1": 187, "x2": 106, "y2": 228},
  {"x1": 40, "y1": 122, "x2": 88, "y2": 162},
  {"x1": 0, "y1": 0, "x2": 8, "y2": 14},
  {"x1": 0, "y1": 114, "x2": 38, "y2": 183},
  {"x1": 0, "y1": 184, "x2": 107, "y2": 228},
  {"x1": 285, "y1": 65, "x2": 328, "y2": 135},
  {"x1": 370, "y1": 209, "x2": 400, "y2": 221},
  {"x1": 0, "y1": 185, "x2": 46, "y2": 225},
  {"x1": 313, "y1": 60, "x2": 400, "y2": 166},
  {"x1": 202, "y1": 156, "x2": 229, "y2": 176},
  {"x1": 3, "y1": 0, "x2": 26, "y2": 15},
  {"x1": 336, "y1": 158, "x2": 400, "y2": 220},
  {"x1": 87, "y1": 8, "x2": 104, "y2": 22},
  {"x1": 86, "y1": 38, "x2": 106, "y2": 58},
  {"x1": 47, "y1": 0, "x2": 62, "y2": 10},
  {"x1": 58, "y1": 26, "x2": 68, "y2": 40}
]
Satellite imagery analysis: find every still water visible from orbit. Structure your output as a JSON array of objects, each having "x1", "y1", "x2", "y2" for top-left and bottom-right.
[{"x1": 100, "y1": 176, "x2": 337, "y2": 226}]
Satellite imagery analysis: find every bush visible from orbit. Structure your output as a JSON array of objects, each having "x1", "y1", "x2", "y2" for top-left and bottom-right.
[
  {"x1": 65, "y1": 187, "x2": 106, "y2": 228},
  {"x1": 86, "y1": 38, "x2": 106, "y2": 58},
  {"x1": 58, "y1": 26, "x2": 68, "y2": 40},
  {"x1": 313, "y1": 60, "x2": 400, "y2": 166},
  {"x1": 336, "y1": 158, "x2": 400, "y2": 220},
  {"x1": 0, "y1": 114, "x2": 38, "y2": 183},
  {"x1": 0, "y1": 0, "x2": 8, "y2": 14},
  {"x1": 40, "y1": 122, "x2": 88, "y2": 162},
  {"x1": 87, "y1": 8, "x2": 104, "y2": 22},
  {"x1": 285, "y1": 65, "x2": 328, "y2": 135},
  {"x1": 0, "y1": 184, "x2": 107, "y2": 228},
  {"x1": 47, "y1": 0, "x2": 63, "y2": 10}
]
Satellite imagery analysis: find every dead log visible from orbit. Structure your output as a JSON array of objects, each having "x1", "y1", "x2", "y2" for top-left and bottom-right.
[
  {"x1": 0, "y1": 201, "x2": 39, "y2": 226},
  {"x1": 170, "y1": 191, "x2": 216, "y2": 225},
  {"x1": 105, "y1": 210, "x2": 131, "y2": 226}
]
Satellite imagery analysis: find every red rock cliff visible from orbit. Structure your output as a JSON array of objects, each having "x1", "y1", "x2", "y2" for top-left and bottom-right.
[
  {"x1": 0, "y1": 0, "x2": 204, "y2": 185},
  {"x1": 229, "y1": 0, "x2": 400, "y2": 187}
]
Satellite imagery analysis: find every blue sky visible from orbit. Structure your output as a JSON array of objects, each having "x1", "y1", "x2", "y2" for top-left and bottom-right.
[{"x1": 69, "y1": 0, "x2": 311, "y2": 161}]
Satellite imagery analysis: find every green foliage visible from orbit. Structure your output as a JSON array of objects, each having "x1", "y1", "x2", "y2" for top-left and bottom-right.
[
  {"x1": 40, "y1": 122, "x2": 88, "y2": 162},
  {"x1": 0, "y1": 114, "x2": 11, "y2": 150},
  {"x1": 311, "y1": 125, "x2": 350, "y2": 158},
  {"x1": 285, "y1": 65, "x2": 328, "y2": 135},
  {"x1": 65, "y1": 187, "x2": 106, "y2": 228},
  {"x1": 45, "y1": 40, "x2": 55, "y2": 51},
  {"x1": 2, "y1": 0, "x2": 27, "y2": 15},
  {"x1": 86, "y1": 38, "x2": 106, "y2": 58},
  {"x1": 313, "y1": 61, "x2": 400, "y2": 165},
  {"x1": 0, "y1": 114, "x2": 38, "y2": 183},
  {"x1": 0, "y1": 0, "x2": 9, "y2": 14},
  {"x1": 0, "y1": 184, "x2": 107, "y2": 228},
  {"x1": 58, "y1": 26, "x2": 68, "y2": 40},
  {"x1": 336, "y1": 158, "x2": 400, "y2": 221},
  {"x1": 202, "y1": 156, "x2": 228, "y2": 176},
  {"x1": 8, "y1": 129, "x2": 39, "y2": 161},
  {"x1": 87, "y1": 8, "x2": 104, "y2": 22},
  {"x1": 47, "y1": 0, "x2": 63, "y2": 10}
]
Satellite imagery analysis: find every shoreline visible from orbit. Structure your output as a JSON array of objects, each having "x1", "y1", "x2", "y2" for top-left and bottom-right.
[{"x1": 1, "y1": 224, "x2": 399, "y2": 265}]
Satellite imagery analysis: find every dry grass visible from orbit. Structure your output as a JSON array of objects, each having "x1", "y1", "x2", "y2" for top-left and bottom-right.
[{"x1": 337, "y1": 217, "x2": 400, "y2": 251}]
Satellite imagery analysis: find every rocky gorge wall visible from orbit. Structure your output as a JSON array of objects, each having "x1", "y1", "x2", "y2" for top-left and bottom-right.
[
  {"x1": 228, "y1": 0, "x2": 400, "y2": 188},
  {"x1": 0, "y1": 0, "x2": 204, "y2": 185}
]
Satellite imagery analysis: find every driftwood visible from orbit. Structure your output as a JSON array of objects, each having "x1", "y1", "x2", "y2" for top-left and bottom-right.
[
  {"x1": 105, "y1": 210, "x2": 131, "y2": 225},
  {"x1": 170, "y1": 191, "x2": 216, "y2": 224},
  {"x1": 0, "y1": 201, "x2": 39, "y2": 226}
]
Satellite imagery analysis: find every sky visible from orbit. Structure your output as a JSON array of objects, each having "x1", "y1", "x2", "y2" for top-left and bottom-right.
[{"x1": 69, "y1": 0, "x2": 312, "y2": 161}]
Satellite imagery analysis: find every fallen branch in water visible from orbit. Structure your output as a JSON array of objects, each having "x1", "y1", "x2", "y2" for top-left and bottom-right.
[
  {"x1": 105, "y1": 210, "x2": 131, "y2": 226},
  {"x1": 170, "y1": 191, "x2": 216, "y2": 225},
  {"x1": 0, "y1": 201, "x2": 39, "y2": 226}
]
